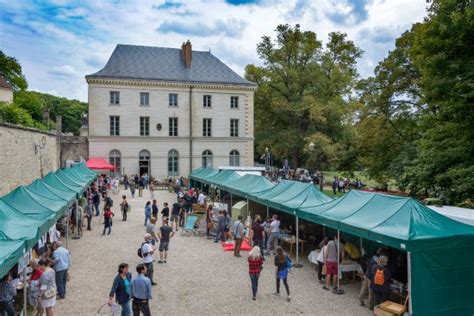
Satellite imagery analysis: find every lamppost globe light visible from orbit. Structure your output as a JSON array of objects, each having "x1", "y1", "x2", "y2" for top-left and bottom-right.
[
  {"x1": 308, "y1": 142, "x2": 315, "y2": 151},
  {"x1": 265, "y1": 147, "x2": 269, "y2": 153}
]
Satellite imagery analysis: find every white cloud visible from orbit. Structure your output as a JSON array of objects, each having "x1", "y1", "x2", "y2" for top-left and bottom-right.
[{"x1": 0, "y1": 0, "x2": 427, "y2": 101}]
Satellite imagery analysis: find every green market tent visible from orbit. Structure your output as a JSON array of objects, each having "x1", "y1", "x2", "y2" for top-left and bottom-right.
[
  {"x1": 27, "y1": 180, "x2": 76, "y2": 207},
  {"x1": 220, "y1": 174, "x2": 274, "y2": 198},
  {"x1": 0, "y1": 200, "x2": 44, "y2": 248},
  {"x1": 43, "y1": 172, "x2": 83, "y2": 197},
  {"x1": 0, "y1": 240, "x2": 26, "y2": 280},
  {"x1": 55, "y1": 169, "x2": 88, "y2": 192},
  {"x1": 0, "y1": 163, "x2": 97, "y2": 278},
  {"x1": 250, "y1": 181, "x2": 332, "y2": 215},
  {"x1": 204, "y1": 170, "x2": 241, "y2": 187},
  {"x1": 298, "y1": 190, "x2": 474, "y2": 315}
]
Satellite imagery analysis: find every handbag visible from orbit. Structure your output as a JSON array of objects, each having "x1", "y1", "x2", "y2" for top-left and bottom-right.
[{"x1": 43, "y1": 287, "x2": 57, "y2": 299}]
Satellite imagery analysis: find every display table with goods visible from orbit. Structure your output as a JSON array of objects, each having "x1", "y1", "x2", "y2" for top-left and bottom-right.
[{"x1": 281, "y1": 235, "x2": 306, "y2": 257}]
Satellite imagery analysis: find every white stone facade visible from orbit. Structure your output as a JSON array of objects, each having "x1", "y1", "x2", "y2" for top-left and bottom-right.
[
  {"x1": 87, "y1": 79, "x2": 255, "y2": 179},
  {"x1": 0, "y1": 87, "x2": 13, "y2": 103}
]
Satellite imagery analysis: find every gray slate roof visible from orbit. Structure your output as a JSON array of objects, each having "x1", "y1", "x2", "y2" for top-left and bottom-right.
[{"x1": 86, "y1": 44, "x2": 255, "y2": 87}]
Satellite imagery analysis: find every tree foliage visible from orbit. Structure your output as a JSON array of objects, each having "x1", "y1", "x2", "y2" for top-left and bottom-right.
[
  {"x1": 246, "y1": 24, "x2": 362, "y2": 170},
  {"x1": 0, "y1": 50, "x2": 28, "y2": 90},
  {"x1": 357, "y1": 0, "x2": 474, "y2": 203}
]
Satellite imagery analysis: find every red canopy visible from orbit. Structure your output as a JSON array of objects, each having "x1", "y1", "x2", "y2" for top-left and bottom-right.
[{"x1": 86, "y1": 158, "x2": 116, "y2": 170}]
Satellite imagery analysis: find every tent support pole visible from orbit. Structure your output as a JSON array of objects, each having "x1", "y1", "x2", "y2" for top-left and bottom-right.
[
  {"x1": 23, "y1": 249, "x2": 27, "y2": 316},
  {"x1": 246, "y1": 198, "x2": 249, "y2": 218},
  {"x1": 65, "y1": 211, "x2": 69, "y2": 248},
  {"x1": 408, "y1": 251, "x2": 412, "y2": 313},
  {"x1": 230, "y1": 194, "x2": 233, "y2": 217},
  {"x1": 335, "y1": 229, "x2": 343, "y2": 294},
  {"x1": 73, "y1": 199, "x2": 80, "y2": 239},
  {"x1": 266, "y1": 205, "x2": 269, "y2": 218},
  {"x1": 293, "y1": 214, "x2": 303, "y2": 268}
]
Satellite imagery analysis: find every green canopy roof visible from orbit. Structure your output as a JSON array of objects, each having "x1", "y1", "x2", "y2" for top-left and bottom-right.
[
  {"x1": 220, "y1": 174, "x2": 274, "y2": 198},
  {"x1": 189, "y1": 168, "x2": 219, "y2": 185},
  {"x1": 43, "y1": 172, "x2": 82, "y2": 197},
  {"x1": 66, "y1": 167, "x2": 96, "y2": 186},
  {"x1": 298, "y1": 190, "x2": 474, "y2": 251},
  {"x1": 55, "y1": 169, "x2": 87, "y2": 192},
  {"x1": 0, "y1": 240, "x2": 25, "y2": 280},
  {"x1": 202, "y1": 170, "x2": 241, "y2": 186},
  {"x1": 1, "y1": 187, "x2": 58, "y2": 233},
  {"x1": 27, "y1": 180, "x2": 76, "y2": 206},
  {"x1": 74, "y1": 163, "x2": 98, "y2": 177},
  {"x1": 0, "y1": 200, "x2": 43, "y2": 248}
]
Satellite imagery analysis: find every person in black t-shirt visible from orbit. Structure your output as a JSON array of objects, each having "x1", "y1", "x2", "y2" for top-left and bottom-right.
[
  {"x1": 161, "y1": 202, "x2": 170, "y2": 219},
  {"x1": 158, "y1": 219, "x2": 175, "y2": 263},
  {"x1": 170, "y1": 201, "x2": 182, "y2": 231},
  {"x1": 152, "y1": 200, "x2": 158, "y2": 219}
]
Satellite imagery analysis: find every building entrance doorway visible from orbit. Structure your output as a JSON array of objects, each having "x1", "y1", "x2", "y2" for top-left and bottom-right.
[{"x1": 139, "y1": 150, "x2": 150, "y2": 176}]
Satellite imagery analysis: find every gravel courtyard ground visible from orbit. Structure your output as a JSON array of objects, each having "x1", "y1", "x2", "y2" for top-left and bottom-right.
[{"x1": 56, "y1": 188, "x2": 371, "y2": 315}]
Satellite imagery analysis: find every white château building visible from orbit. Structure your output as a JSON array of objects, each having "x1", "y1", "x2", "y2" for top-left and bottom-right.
[{"x1": 86, "y1": 41, "x2": 256, "y2": 178}]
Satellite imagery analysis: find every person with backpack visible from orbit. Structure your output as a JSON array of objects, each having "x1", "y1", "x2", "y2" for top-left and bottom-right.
[
  {"x1": 104, "y1": 192, "x2": 113, "y2": 208},
  {"x1": 120, "y1": 196, "x2": 129, "y2": 221},
  {"x1": 370, "y1": 255, "x2": 391, "y2": 307},
  {"x1": 108, "y1": 263, "x2": 132, "y2": 316},
  {"x1": 139, "y1": 234, "x2": 156, "y2": 286},
  {"x1": 359, "y1": 247, "x2": 382, "y2": 309},
  {"x1": 273, "y1": 246, "x2": 291, "y2": 301},
  {"x1": 102, "y1": 206, "x2": 115, "y2": 235}
]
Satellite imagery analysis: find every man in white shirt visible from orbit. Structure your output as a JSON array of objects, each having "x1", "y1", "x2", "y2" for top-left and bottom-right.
[
  {"x1": 142, "y1": 234, "x2": 156, "y2": 286},
  {"x1": 197, "y1": 192, "x2": 206, "y2": 205},
  {"x1": 266, "y1": 214, "x2": 280, "y2": 255}
]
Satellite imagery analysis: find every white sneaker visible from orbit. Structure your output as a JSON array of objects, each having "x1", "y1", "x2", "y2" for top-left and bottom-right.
[
  {"x1": 287, "y1": 295, "x2": 291, "y2": 302},
  {"x1": 272, "y1": 291, "x2": 280, "y2": 296}
]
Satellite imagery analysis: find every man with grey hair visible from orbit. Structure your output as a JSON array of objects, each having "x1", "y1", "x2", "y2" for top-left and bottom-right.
[
  {"x1": 52, "y1": 241, "x2": 70, "y2": 299},
  {"x1": 141, "y1": 234, "x2": 156, "y2": 286}
]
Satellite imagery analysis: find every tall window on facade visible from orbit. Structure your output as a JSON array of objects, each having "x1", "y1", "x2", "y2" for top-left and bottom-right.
[
  {"x1": 229, "y1": 150, "x2": 240, "y2": 166},
  {"x1": 203, "y1": 95, "x2": 212, "y2": 108},
  {"x1": 230, "y1": 119, "x2": 239, "y2": 137},
  {"x1": 140, "y1": 92, "x2": 149, "y2": 106},
  {"x1": 110, "y1": 91, "x2": 120, "y2": 105},
  {"x1": 168, "y1": 150, "x2": 179, "y2": 176},
  {"x1": 203, "y1": 118, "x2": 212, "y2": 137},
  {"x1": 202, "y1": 150, "x2": 213, "y2": 168},
  {"x1": 140, "y1": 116, "x2": 150, "y2": 136},
  {"x1": 109, "y1": 150, "x2": 121, "y2": 172},
  {"x1": 169, "y1": 93, "x2": 178, "y2": 107},
  {"x1": 110, "y1": 116, "x2": 120, "y2": 136},
  {"x1": 230, "y1": 96, "x2": 239, "y2": 108},
  {"x1": 169, "y1": 117, "x2": 178, "y2": 136}
]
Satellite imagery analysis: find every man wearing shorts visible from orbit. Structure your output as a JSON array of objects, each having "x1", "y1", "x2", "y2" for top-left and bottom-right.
[
  {"x1": 170, "y1": 200, "x2": 182, "y2": 231},
  {"x1": 323, "y1": 236, "x2": 340, "y2": 291},
  {"x1": 158, "y1": 219, "x2": 174, "y2": 263}
]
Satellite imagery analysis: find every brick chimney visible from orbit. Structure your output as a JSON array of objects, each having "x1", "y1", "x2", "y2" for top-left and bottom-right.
[{"x1": 181, "y1": 40, "x2": 192, "y2": 69}]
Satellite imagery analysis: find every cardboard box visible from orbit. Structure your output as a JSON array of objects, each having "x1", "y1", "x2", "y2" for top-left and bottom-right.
[{"x1": 374, "y1": 301, "x2": 407, "y2": 316}]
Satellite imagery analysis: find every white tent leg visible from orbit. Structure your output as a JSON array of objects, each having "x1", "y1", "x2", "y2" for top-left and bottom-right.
[
  {"x1": 336, "y1": 229, "x2": 342, "y2": 292},
  {"x1": 65, "y1": 213, "x2": 69, "y2": 248},
  {"x1": 408, "y1": 251, "x2": 413, "y2": 313},
  {"x1": 246, "y1": 198, "x2": 249, "y2": 218},
  {"x1": 294, "y1": 215, "x2": 303, "y2": 268},
  {"x1": 266, "y1": 205, "x2": 269, "y2": 218},
  {"x1": 23, "y1": 253, "x2": 27, "y2": 316}
]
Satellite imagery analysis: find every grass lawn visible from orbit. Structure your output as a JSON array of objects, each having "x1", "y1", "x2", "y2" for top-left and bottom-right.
[
  {"x1": 323, "y1": 170, "x2": 397, "y2": 190},
  {"x1": 322, "y1": 189, "x2": 345, "y2": 198}
]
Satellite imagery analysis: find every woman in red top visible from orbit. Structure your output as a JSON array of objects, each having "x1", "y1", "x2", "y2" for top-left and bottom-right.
[
  {"x1": 102, "y1": 206, "x2": 115, "y2": 235},
  {"x1": 247, "y1": 246, "x2": 264, "y2": 300}
]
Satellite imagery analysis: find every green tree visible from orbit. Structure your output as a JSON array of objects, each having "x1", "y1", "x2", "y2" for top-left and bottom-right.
[
  {"x1": 0, "y1": 101, "x2": 43, "y2": 129},
  {"x1": 407, "y1": 0, "x2": 474, "y2": 202},
  {"x1": 0, "y1": 50, "x2": 28, "y2": 90},
  {"x1": 246, "y1": 25, "x2": 362, "y2": 170}
]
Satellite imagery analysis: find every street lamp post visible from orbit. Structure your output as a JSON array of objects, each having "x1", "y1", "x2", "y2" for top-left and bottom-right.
[{"x1": 308, "y1": 142, "x2": 324, "y2": 191}]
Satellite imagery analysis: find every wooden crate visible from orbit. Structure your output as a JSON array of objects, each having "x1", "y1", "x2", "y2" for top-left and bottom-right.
[{"x1": 374, "y1": 301, "x2": 407, "y2": 316}]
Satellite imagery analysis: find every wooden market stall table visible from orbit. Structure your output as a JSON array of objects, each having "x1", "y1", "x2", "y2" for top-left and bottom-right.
[{"x1": 281, "y1": 235, "x2": 306, "y2": 257}]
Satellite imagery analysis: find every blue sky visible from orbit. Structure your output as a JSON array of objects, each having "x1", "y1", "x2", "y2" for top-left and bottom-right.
[{"x1": 0, "y1": 0, "x2": 427, "y2": 101}]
